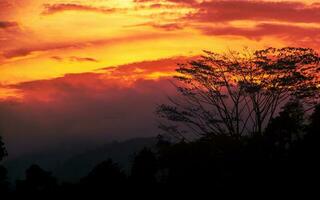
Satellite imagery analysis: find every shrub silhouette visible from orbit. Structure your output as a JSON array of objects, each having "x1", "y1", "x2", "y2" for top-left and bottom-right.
[
  {"x1": 130, "y1": 147, "x2": 158, "y2": 186},
  {"x1": 264, "y1": 100, "x2": 305, "y2": 157},
  {"x1": 0, "y1": 136, "x2": 7, "y2": 162},
  {"x1": 0, "y1": 135, "x2": 9, "y2": 194},
  {"x1": 15, "y1": 164, "x2": 58, "y2": 195},
  {"x1": 79, "y1": 159, "x2": 127, "y2": 193},
  {"x1": 0, "y1": 166, "x2": 9, "y2": 194}
]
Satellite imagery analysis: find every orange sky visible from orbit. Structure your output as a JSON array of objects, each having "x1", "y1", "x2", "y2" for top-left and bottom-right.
[
  {"x1": 0, "y1": 0, "x2": 320, "y2": 99},
  {"x1": 1, "y1": 0, "x2": 320, "y2": 156}
]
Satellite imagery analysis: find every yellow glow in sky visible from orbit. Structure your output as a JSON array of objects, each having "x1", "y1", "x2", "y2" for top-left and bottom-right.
[{"x1": 0, "y1": 0, "x2": 319, "y2": 98}]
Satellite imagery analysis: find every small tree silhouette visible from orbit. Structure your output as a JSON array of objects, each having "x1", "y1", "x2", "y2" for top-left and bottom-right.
[
  {"x1": 0, "y1": 135, "x2": 7, "y2": 162},
  {"x1": 130, "y1": 148, "x2": 158, "y2": 185},
  {"x1": 157, "y1": 47, "x2": 320, "y2": 140},
  {"x1": 264, "y1": 100, "x2": 305, "y2": 157},
  {"x1": 0, "y1": 166, "x2": 9, "y2": 194},
  {"x1": 16, "y1": 164, "x2": 58, "y2": 194},
  {"x1": 307, "y1": 104, "x2": 320, "y2": 138},
  {"x1": 0, "y1": 134, "x2": 9, "y2": 194},
  {"x1": 296, "y1": 103, "x2": 320, "y2": 159},
  {"x1": 80, "y1": 159, "x2": 126, "y2": 192}
]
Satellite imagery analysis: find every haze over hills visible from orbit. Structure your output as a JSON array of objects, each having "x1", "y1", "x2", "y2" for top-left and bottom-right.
[
  {"x1": 0, "y1": 58, "x2": 179, "y2": 158},
  {"x1": 4, "y1": 137, "x2": 156, "y2": 183}
]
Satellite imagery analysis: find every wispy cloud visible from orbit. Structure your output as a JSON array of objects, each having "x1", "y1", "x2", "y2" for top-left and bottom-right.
[
  {"x1": 201, "y1": 23, "x2": 320, "y2": 48},
  {"x1": 41, "y1": 3, "x2": 119, "y2": 15},
  {"x1": 0, "y1": 21, "x2": 18, "y2": 29},
  {"x1": 185, "y1": 1, "x2": 320, "y2": 23},
  {"x1": 51, "y1": 56, "x2": 98, "y2": 63},
  {"x1": 2, "y1": 32, "x2": 172, "y2": 59},
  {"x1": 129, "y1": 22, "x2": 184, "y2": 31},
  {"x1": 2, "y1": 42, "x2": 84, "y2": 59},
  {"x1": 134, "y1": 0, "x2": 196, "y2": 4},
  {"x1": 137, "y1": 0, "x2": 320, "y2": 23}
]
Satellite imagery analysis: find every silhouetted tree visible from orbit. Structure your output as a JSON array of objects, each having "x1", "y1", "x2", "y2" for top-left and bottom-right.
[
  {"x1": 0, "y1": 166, "x2": 9, "y2": 195},
  {"x1": 306, "y1": 103, "x2": 320, "y2": 142},
  {"x1": 130, "y1": 148, "x2": 158, "y2": 185},
  {"x1": 264, "y1": 100, "x2": 305, "y2": 157},
  {"x1": 156, "y1": 134, "x2": 171, "y2": 149},
  {"x1": 0, "y1": 135, "x2": 7, "y2": 162},
  {"x1": 15, "y1": 164, "x2": 58, "y2": 195},
  {"x1": 157, "y1": 47, "x2": 320, "y2": 140},
  {"x1": 293, "y1": 103, "x2": 320, "y2": 171},
  {"x1": 80, "y1": 159, "x2": 126, "y2": 193},
  {"x1": 302, "y1": 104, "x2": 320, "y2": 181},
  {"x1": 156, "y1": 138, "x2": 246, "y2": 188},
  {"x1": 0, "y1": 134, "x2": 9, "y2": 195}
]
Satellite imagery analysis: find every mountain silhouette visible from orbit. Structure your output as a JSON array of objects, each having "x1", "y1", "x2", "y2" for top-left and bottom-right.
[{"x1": 4, "y1": 137, "x2": 155, "y2": 183}]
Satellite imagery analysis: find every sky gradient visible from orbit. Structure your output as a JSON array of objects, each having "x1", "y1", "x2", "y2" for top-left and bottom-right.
[{"x1": 0, "y1": 0, "x2": 319, "y2": 156}]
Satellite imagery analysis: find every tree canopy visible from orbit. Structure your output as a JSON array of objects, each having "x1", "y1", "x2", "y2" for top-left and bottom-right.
[
  {"x1": 0, "y1": 135, "x2": 7, "y2": 162},
  {"x1": 157, "y1": 47, "x2": 320, "y2": 140}
]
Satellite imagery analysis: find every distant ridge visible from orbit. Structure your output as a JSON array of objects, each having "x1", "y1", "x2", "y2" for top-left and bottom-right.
[{"x1": 4, "y1": 137, "x2": 156, "y2": 183}]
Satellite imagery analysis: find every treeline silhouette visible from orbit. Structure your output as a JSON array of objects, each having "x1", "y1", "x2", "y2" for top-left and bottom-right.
[{"x1": 0, "y1": 101, "x2": 319, "y2": 196}]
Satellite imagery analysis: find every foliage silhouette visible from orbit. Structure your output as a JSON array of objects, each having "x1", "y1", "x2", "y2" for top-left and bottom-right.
[
  {"x1": 79, "y1": 159, "x2": 127, "y2": 193},
  {"x1": 15, "y1": 164, "x2": 58, "y2": 195},
  {"x1": 263, "y1": 100, "x2": 305, "y2": 157},
  {"x1": 0, "y1": 134, "x2": 9, "y2": 195},
  {"x1": 130, "y1": 147, "x2": 158, "y2": 186},
  {"x1": 0, "y1": 135, "x2": 7, "y2": 162},
  {"x1": 157, "y1": 47, "x2": 320, "y2": 140},
  {"x1": 0, "y1": 166, "x2": 9, "y2": 195}
]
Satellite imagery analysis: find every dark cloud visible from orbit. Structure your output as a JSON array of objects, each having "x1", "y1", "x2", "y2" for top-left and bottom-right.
[
  {"x1": 69, "y1": 56, "x2": 98, "y2": 62},
  {"x1": 148, "y1": 22, "x2": 184, "y2": 31},
  {"x1": 166, "y1": 0, "x2": 196, "y2": 4},
  {"x1": 2, "y1": 42, "x2": 83, "y2": 59},
  {"x1": 2, "y1": 33, "x2": 170, "y2": 59},
  {"x1": 186, "y1": 1, "x2": 320, "y2": 23},
  {"x1": 130, "y1": 22, "x2": 184, "y2": 31},
  {"x1": 134, "y1": 0, "x2": 196, "y2": 4},
  {"x1": 51, "y1": 56, "x2": 98, "y2": 62},
  {"x1": 50, "y1": 56, "x2": 63, "y2": 61},
  {"x1": 201, "y1": 23, "x2": 320, "y2": 48},
  {"x1": 131, "y1": 0, "x2": 320, "y2": 47},
  {"x1": 41, "y1": 3, "x2": 119, "y2": 15},
  {"x1": 136, "y1": 0, "x2": 320, "y2": 23},
  {"x1": 2, "y1": 48, "x2": 31, "y2": 58},
  {"x1": 0, "y1": 21, "x2": 18, "y2": 29},
  {"x1": 100, "y1": 56, "x2": 187, "y2": 76}
]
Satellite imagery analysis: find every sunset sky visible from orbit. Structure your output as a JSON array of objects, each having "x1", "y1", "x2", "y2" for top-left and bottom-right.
[{"x1": 1, "y1": 0, "x2": 320, "y2": 156}]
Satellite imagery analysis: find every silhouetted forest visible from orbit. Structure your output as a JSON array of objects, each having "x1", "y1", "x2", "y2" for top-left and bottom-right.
[{"x1": 0, "y1": 47, "x2": 319, "y2": 196}]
